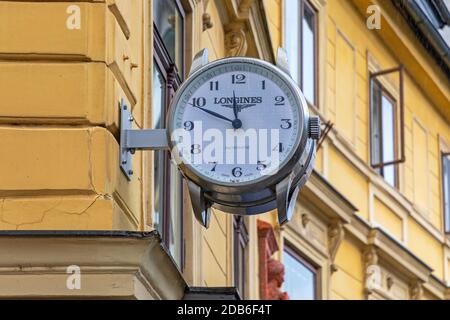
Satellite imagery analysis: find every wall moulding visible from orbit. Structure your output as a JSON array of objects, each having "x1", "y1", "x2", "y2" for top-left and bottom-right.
[
  {"x1": 349, "y1": 214, "x2": 441, "y2": 299},
  {"x1": 220, "y1": 0, "x2": 274, "y2": 60},
  {"x1": 224, "y1": 23, "x2": 248, "y2": 57}
]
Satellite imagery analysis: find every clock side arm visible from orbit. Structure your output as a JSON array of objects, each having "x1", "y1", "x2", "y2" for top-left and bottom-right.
[
  {"x1": 187, "y1": 180, "x2": 212, "y2": 228},
  {"x1": 276, "y1": 47, "x2": 291, "y2": 77},
  {"x1": 189, "y1": 48, "x2": 209, "y2": 76}
]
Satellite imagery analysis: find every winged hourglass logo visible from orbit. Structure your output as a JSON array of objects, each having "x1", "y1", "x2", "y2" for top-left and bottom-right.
[{"x1": 213, "y1": 96, "x2": 263, "y2": 112}]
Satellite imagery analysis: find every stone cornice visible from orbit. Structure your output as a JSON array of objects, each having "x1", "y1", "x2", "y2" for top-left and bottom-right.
[
  {"x1": 0, "y1": 231, "x2": 187, "y2": 299},
  {"x1": 368, "y1": 228, "x2": 433, "y2": 282},
  {"x1": 300, "y1": 170, "x2": 356, "y2": 225},
  {"x1": 346, "y1": 215, "x2": 442, "y2": 297}
]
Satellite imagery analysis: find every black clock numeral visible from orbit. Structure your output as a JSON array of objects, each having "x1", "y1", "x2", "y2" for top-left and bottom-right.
[
  {"x1": 232, "y1": 74, "x2": 246, "y2": 84},
  {"x1": 280, "y1": 119, "x2": 292, "y2": 129},
  {"x1": 210, "y1": 162, "x2": 218, "y2": 172},
  {"x1": 261, "y1": 80, "x2": 266, "y2": 90},
  {"x1": 273, "y1": 143, "x2": 284, "y2": 153},
  {"x1": 256, "y1": 161, "x2": 268, "y2": 171},
  {"x1": 191, "y1": 97, "x2": 206, "y2": 107},
  {"x1": 184, "y1": 121, "x2": 194, "y2": 131},
  {"x1": 232, "y1": 167, "x2": 243, "y2": 177},
  {"x1": 275, "y1": 96, "x2": 285, "y2": 106},
  {"x1": 210, "y1": 81, "x2": 219, "y2": 91},
  {"x1": 191, "y1": 144, "x2": 202, "y2": 154}
]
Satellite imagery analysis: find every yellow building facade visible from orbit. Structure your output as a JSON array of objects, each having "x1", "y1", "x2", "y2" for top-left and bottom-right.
[{"x1": 0, "y1": 0, "x2": 449, "y2": 300}]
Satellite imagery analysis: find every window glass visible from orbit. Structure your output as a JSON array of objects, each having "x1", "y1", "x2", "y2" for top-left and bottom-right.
[
  {"x1": 284, "y1": 0, "x2": 317, "y2": 105},
  {"x1": 284, "y1": 0, "x2": 300, "y2": 84},
  {"x1": 370, "y1": 81, "x2": 382, "y2": 170},
  {"x1": 382, "y1": 95, "x2": 396, "y2": 187},
  {"x1": 153, "y1": 0, "x2": 184, "y2": 73},
  {"x1": 443, "y1": 154, "x2": 450, "y2": 232},
  {"x1": 283, "y1": 248, "x2": 316, "y2": 300},
  {"x1": 169, "y1": 163, "x2": 183, "y2": 266},
  {"x1": 302, "y1": 5, "x2": 316, "y2": 104},
  {"x1": 233, "y1": 216, "x2": 248, "y2": 298},
  {"x1": 152, "y1": 63, "x2": 165, "y2": 235}
]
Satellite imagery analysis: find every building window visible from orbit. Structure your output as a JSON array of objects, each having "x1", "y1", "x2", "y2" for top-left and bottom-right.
[
  {"x1": 233, "y1": 216, "x2": 249, "y2": 298},
  {"x1": 370, "y1": 79, "x2": 399, "y2": 188},
  {"x1": 153, "y1": 0, "x2": 184, "y2": 74},
  {"x1": 283, "y1": 245, "x2": 317, "y2": 300},
  {"x1": 284, "y1": 0, "x2": 318, "y2": 105},
  {"x1": 443, "y1": 153, "x2": 450, "y2": 232},
  {"x1": 152, "y1": 0, "x2": 185, "y2": 268}
]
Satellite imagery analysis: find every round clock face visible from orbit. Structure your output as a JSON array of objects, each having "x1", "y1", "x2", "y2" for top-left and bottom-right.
[{"x1": 168, "y1": 60, "x2": 305, "y2": 187}]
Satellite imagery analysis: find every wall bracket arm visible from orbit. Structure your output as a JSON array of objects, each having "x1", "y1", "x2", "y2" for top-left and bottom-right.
[{"x1": 120, "y1": 100, "x2": 169, "y2": 181}]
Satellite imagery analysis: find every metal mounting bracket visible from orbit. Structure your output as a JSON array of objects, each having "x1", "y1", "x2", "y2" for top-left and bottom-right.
[
  {"x1": 276, "y1": 47, "x2": 291, "y2": 76},
  {"x1": 189, "y1": 48, "x2": 209, "y2": 76},
  {"x1": 120, "y1": 100, "x2": 169, "y2": 180}
]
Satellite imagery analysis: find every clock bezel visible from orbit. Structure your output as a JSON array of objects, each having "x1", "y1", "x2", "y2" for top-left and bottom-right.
[{"x1": 166, "y1": 56, "x2": 310, "y2": 195}]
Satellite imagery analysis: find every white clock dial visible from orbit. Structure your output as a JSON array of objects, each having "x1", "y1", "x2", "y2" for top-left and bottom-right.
[{"x1": 169, "y1": 61, "x2": 303, "y2": 186}]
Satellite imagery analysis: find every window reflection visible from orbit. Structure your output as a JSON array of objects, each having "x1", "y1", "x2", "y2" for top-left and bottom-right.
[
  {"x1": 284, "y1": 0, "x2": 317, "y2": 105},
  {"x1": 169, "y1": 162, "x2": 183, "y2": 267},
  {"x1": 371, "y1": 81, "x2": 382, "y2": 171},
  {"x1": 302, "y1": 5, "x2": 316, "y2": 104},
  {"x1": 234, "y1": 216, "x2": 249, "y2": 298},
  {"x1": 153, "y1": 0, "x2": 184, "y2": 73},
  {"x1": 152, "y1": 63, "x2": 165, "y2": 236},
  {"x1": 283, "y1": 248, "x2": 316, "y2": 300},
  {"x1": 285, "y1": 0, "x2": 300, "y2": 84},
  {"x1": 382, "y1": 95, "x2": 396, "y2": 187},
  {"x1": 443, "y1": 154, "x2": 450, "y2": 232}
]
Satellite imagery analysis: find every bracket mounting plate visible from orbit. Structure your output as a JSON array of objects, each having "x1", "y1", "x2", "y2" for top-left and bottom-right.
[{"x1": 120, "y1": 100, "x2": 134, "y2": 181}]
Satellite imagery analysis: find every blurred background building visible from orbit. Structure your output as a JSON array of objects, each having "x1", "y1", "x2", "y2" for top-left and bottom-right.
[{"x1": 0, "y1": 0, "x2": 449, "y2": 299}]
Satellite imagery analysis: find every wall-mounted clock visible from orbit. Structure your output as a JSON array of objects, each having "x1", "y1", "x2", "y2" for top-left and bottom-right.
[{"x1": 166, "y1": 48, "x2": 320, "y2": 228}]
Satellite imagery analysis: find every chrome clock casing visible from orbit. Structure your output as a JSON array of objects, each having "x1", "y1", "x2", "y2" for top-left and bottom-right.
[{"x1": 166, "y1": 48, "x2": 319, "y2": 228}]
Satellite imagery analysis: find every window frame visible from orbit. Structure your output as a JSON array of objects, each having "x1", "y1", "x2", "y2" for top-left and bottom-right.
[
  {"x1": 442, "y1": 152, "x2": 450, "y2": 233},
  {"x1": 369, "y1": 65, "x2": 405, "y2": 188},
  {"x1": 152, "y1": 0, "x2": 186, "y2": 270},
  {"x1": 233, "y1": 216, "x2": 249, "y2": 299},
  {"x1": 283, "y1": 243, "x2": 319, "y2": 300},
  {"x1": 283, "y1": 0, "x2": 319, "y2": 107},
  {"x1": 370, "y1": 79, "x2": 400, "y2": 188},
  {"x1": 153, "y1": 0, "x2": 186, "y2": 76}
]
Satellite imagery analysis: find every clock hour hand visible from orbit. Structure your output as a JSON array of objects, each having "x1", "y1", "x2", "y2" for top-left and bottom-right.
[
  {"x1": 195, "y1": 106, "x2": 233, "y2": 123},
  {"x1": 189, "y1": 103, "x2": 242, "y2": 128}
]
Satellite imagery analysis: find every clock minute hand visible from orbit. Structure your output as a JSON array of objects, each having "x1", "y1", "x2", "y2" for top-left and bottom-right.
[{"x1": 232, "y1": 90, "x2": 239, "y2": 120}]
